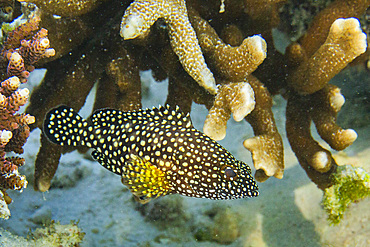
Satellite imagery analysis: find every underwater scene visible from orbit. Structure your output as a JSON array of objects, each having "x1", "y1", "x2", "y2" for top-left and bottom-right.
[{"x1": 0, "y1": 0, "x2": 369, "y2": 246}]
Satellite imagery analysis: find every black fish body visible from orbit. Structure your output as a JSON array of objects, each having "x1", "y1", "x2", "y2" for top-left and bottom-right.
[{"x1": 44, "y1": 105, "x2": 258, "y2": 203}]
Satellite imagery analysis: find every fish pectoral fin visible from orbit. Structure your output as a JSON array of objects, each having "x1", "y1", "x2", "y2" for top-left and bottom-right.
[{"x1": 121, "y1": 154, "x2": 170, "y2": 204}]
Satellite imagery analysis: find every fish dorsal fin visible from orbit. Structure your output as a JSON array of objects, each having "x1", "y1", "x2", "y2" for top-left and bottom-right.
[
  {"x1": 90, "y1": 105, "x2": 193, "y2": 130},
  {"x1": 155, "y1": 104, "x2": 193, "y2": 129},
  {"x1": 121, "y1": 154, "x2": 171, "y2": 204},
  {"x1": 90, "y1": 108, "x2": 125, "y2": 129}
]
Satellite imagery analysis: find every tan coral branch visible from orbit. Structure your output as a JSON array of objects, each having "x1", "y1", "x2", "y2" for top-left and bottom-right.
[
  {"x1": 286, "y1": 93, "x2": 334, "y2": 174},
  {"x1": 243, "y1": 76, "x2": 284, "y2": 181},
  {"x1": 297, "y1": 0, "x2": 370, "y2": 57},
  {"x1": 310, "y1": 84, "x2": 357, "y2": 151},
  {"x1": 34, "y1": 134, "x2": 62, "y2": 192},
  {"x1": 121, "y1": 0, "x2": 217, "y2": 94},
  {"x1": 204, "y1": 82, "x2": 255, "y2": 141},
  {"x1": 289, "y1": 18, "x2": 367, "y2": 94},
  {"x1": 190, "y1": 11, "x2": 267, "y2": 82}
]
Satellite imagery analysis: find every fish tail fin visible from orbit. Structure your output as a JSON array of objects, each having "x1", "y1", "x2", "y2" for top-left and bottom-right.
[{"x1": 43, "y1": 105, "x2": 94, "y2": 147}]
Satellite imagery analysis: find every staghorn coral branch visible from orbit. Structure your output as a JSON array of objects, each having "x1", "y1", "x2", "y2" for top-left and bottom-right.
[
  {"x1": 18, "y1": 29, "x2": 55, "y2": 65},
  {"x1": 34, "y1": 133, "x2": 63, "y2": 192},
  {"x1": 3, "y1": 26, "x2": 56, "y2": 84},
  {"x1": 1, "y1": 88, "x2": 30, "y2": 113},
  {"x1": 0, "y1": 130, "x2": 12, "y2": 148},
  {"x1": 297, "y1": 0, "x2": 370, "y2": 58},
  {"x1": 286, "y1": 92, "x2": 338, "y2": 178},
  {"x1": 282, "y1": 13, "x2": 368, "y2": 202},
  {"x1": 2, "y1": 15, "x2": 40, "y2": 51},
  {"x1": 0, "y1": 159, "x2": 27, "y2": 191},
  {"x1": 102, "y1": 47, "x2": 142, "y2": 112},
  {"x1": 6, "y1": 52, "x2": 28, "y2": 82},
  {"x1": 204, "y1": 82, "x2": 255, "y2": 141},
  {"x1": 190, "y1": 10, "x2": 267, "y2": 82},
  {"x1": 243, "y1": 77, "x2": 284, "y2": 181},
  {"x1": 289, "y1": 18, "x2": 367, "y2": 94},
  {"x1": 121, "y1": 0, "x2": 217, "y2": 94},
  {"x1": 28, "y1": 9, "x2": 143, "y2": 191},
  {"x1": 310, "y1": 84, "x2": 357, "y2": 151}
]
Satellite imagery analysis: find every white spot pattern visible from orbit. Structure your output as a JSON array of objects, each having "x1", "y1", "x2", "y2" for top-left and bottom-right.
[{"x1": 44, "y1": 105, "x2": 259, "y2": 200}]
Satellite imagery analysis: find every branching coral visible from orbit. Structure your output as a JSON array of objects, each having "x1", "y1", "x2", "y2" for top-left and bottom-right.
[
  {"x1": 203, "y1": 82, "x2": 255, "y2": 141},
  {"x1": 0, "y1": 79, "x2": 30, "y2": 219},
  {"x1": 189, "y1": 10, "x2": 267, "y2": 82},
  {"x1": 243, "y1": 77, "x2": 284, "y2": 181},
  {"x1": 1, "y1": 13, "x2": 55, "y2": 82},
  {"x1": 285, "y1": 17, "x2": 367, "y2": 184},
  {"x1": 282, "y1": 4, "x2": 369, "y2": 223},
  {"x1": 288, "y1": 18, "x2": 367, "y2": 94},
  {"x1": 0, "y1": 74, "x2": 31, "y2": 219},
  {"x1": 188, "y1": 9, "x2": 284, "y2": 180},
  {"x1": 121, "y1": 0, "x2": 217, "y2": 94},
  {"x1": 21, "y1": 0, "x2": 370, "y2": 224},
  {"x1": 26, "y1": 0, "x2": 142, "y2": 191},
  {"x1": 0, "y1": 7, "x2": 54, "y2": 219}
]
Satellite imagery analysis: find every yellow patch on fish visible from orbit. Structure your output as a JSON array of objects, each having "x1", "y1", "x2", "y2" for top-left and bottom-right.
[{"x1": 121, "y1": 154, "x2": 170, "y2": 203}]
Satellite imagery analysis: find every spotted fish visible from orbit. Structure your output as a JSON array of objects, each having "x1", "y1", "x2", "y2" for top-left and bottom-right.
[{"x1": 44, "y1": 105, "x2": 258, "y2": 203}]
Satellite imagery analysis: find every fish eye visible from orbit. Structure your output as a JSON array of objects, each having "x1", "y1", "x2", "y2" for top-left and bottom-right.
[{"x1": 224, "y1": 167, "x2": 237, "y2": 179}]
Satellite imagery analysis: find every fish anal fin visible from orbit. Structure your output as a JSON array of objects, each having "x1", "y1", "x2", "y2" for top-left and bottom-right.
[{"x1": 121, "y1": 154, "x2": 170, "y2": 204}]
